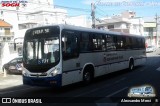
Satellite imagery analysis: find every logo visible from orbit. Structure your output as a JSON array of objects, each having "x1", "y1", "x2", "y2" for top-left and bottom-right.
[
  {"x1": 2, "y1": 98, "x2": 11, "y2": 103},
  {"x1": 36, "y1": 74, "x2": 39, "y2": 78},
  {"x1": 1, "y1": 0, "x2": 28, "y2": 7},
  {"x1": 1, "y1": 98, "x2": 42, "y2": 104},
  {"x1": 128, "y1": 85, "x2": 156, "y2": 97}
]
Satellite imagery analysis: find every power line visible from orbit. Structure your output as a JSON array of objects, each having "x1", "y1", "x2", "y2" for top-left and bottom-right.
[
  {"x1": 0, "y1": 9, "x2": 66, "y2": 16},
  {"x1": 25, "y1": 1, "x2": 91, "y2": 13},
  {"x1": 96, "y1": 6, "x2": 106, "y2": 16},
  {"x1": 91, "y1": 2, "x2": 96, "y2": 28},
  {"x1": 54, "y1": 5, "x2": 90, "y2": 13}
]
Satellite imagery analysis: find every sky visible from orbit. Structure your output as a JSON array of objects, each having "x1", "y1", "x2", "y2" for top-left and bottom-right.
[{"x1": 54, "y1": 0, "x2": 160, "y2": 19}]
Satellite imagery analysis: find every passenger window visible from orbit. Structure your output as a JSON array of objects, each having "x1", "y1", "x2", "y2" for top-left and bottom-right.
[
  {"x1": 137, "y1": 38, "x2": 141, "y2": 49},
  {"x1": 132, "y1": 37, "x2": 139, "y2": 49},
  {"x1": 92, "y1": 34, "x2": 105, "y2": 51},
  {"x1": 141, "y1": 38, "x2": 145, "y2": 49},
  {"x1": 80, "y1": 33, "x2": 91, "y2": 52},
  {"x1": 106, "y1": 35, "x2": 116, "y2": 51},
  {"x1": 125, "y1": 37, "x2": 132, "y2": 49},
  {"x1": 62, "y1": 30, "x2": 78, "y2": 60},
  {"x1": 115, "y1": 36, "x2": 125, "y2": 50}
]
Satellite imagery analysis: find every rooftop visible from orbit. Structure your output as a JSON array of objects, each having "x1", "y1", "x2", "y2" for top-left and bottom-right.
[{"x1": 0, "y1": 19, "x2": 12, "y2": 27}]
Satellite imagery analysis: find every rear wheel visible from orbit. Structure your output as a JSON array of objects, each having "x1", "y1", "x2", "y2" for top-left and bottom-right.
[
  {"x1": 83, "y1": 70, "x2": 93, "y2": 85},
  {"x1": 129, "y1": 60, "x2": 134, "y2": 71}
]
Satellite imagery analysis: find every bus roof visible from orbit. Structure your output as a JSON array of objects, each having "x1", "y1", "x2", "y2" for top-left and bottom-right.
[{"x1": 28, "y1": 24, "x2": 144, "y2": 38}]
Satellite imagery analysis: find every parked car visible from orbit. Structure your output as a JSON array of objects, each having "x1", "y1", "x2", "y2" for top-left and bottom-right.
[
  {"x1": 2, "y1": 57, "x2": 23, "y2": 74},
  {"x1": 146, "y1": 46, "x2": 156, "y2": 53}
]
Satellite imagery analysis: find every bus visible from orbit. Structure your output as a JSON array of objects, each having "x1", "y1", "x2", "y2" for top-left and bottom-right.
[{"x1": 21, "y1": 24, "x2": 146, "y2": 87}]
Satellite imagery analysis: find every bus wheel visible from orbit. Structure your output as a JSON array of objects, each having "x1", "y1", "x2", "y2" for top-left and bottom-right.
[
  {"x1": 129, "y1": 60, "x2": 134, "y2": 71},
  {"x1": 83, "y1": 70, "x2": 93, "y2": 85}
]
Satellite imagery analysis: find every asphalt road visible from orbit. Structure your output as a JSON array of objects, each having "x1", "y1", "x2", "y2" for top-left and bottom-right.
[{"x1": 0, "y1": 51, "x2": 160, "y2": 106}]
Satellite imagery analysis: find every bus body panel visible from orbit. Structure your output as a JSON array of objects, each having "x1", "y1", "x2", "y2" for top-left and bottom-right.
[
  {"x1": 62, "y1": 70, "x2": 82, "y2": 86},
  {"x1": 61, "y1": 49, "x2": 146, "y2": 86}
]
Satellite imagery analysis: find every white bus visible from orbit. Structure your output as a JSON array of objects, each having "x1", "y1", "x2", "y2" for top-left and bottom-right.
[{"x1": 22, "y1": 24, "x2": 146, "y2": 87}]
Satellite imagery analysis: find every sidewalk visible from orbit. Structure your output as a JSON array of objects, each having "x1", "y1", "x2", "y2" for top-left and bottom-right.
[{"x1": 0, "y1": 71, "x2": 23, "y2": 90}]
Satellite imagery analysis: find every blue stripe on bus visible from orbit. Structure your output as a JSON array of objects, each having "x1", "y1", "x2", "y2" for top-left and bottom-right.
[
  {"x1": 23, "y1": 74, "x2": 62, "y2": 87},
  {"x1": 63, "y1": 68, "x2": 82, "y2": 73}
]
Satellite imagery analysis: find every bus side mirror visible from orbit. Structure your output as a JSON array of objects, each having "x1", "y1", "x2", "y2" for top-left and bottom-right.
[{"x1": 14, "y1": 43, "x2": 16, "y2": 51}]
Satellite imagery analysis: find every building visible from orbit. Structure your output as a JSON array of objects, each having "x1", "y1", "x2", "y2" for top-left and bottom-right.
[
  {"x1": 96, "y1": 10, "x2": 144, "y2": 36},
  {"x1": 143, "y1": 18, "x2": 157, "y2": 46},
  {"x1": 0, "y1": 0, "x2": 68, "y2": 38},
  {"x1": 0, "y1": 19, "x2": 18, "y2": 68},
  {"x1": 16, "y1": 0, "x2": 67, "y2": 39},
  {"x1": 0, "y1": 19, "x2": 13, "y2": 42},
  {"x1": 121, "y1": 10, "x2": 136, "y2": 18},
  {"x1": 0, "y1": 19, "x2": 13, "y2": 62},
  {"x1": 0, "y1": 0, "x2": 68, "y2": 68},
  {"x1": 96, "y1": 16, "x2": 131, "y2": 33}
]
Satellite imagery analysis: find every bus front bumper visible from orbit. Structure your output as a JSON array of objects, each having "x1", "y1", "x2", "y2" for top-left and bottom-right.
[{"x1": 23, "y1": 74, "x2": 62, "y2": 87}]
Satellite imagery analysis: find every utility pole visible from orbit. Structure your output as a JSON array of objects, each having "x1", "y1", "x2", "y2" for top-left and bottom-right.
[
  {"x1": 16, "y1": 6, "x2": 19, "y2": 21},
  {"x1": 91, "y1": 2, "x2": 96, "y2": 29},
  {"x1": 155, "y1": 13, "x2": 159, "y2": 47},
  {"x1": 139, "y1": 18, "x2": 141, "y2": 35}
]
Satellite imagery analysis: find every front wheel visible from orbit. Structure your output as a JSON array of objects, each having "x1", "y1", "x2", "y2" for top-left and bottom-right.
[{"x1": 3, "y1": 68, "x2": 9, "y2": 74}]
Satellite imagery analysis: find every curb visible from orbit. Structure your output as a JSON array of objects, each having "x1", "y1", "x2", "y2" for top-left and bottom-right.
[
  {"x1": 0, "y1": 74, "x2": 23, "y2": 90},
  {"x1": 0, "y1": 72, "x2": 4, "y2": 75}
]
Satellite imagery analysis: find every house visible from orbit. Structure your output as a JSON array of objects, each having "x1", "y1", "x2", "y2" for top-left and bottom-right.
[
  {"x1": 96, "y1": 10, "x2": 144, "y2": 35},
  {"x1": 0, "y1": 19, "x2": 14, "y2": 42},
  {"x1": 143, "y1": 21, "x2": 157, "y2": 47}
]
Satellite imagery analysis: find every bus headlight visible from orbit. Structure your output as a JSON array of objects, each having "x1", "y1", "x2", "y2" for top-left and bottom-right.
[{"x1": 50, "y1": 68, "x2": 60, "y2": 77}]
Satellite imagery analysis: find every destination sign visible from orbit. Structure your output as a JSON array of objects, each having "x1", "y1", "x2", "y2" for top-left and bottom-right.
[{"x1": 32, "y1": 28, "x2": 50, "y2": 35}]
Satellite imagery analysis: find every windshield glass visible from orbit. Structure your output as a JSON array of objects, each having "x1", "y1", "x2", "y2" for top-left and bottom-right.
[{"x1": 23, "y1": 26, "x2": 60, "y2": 65}]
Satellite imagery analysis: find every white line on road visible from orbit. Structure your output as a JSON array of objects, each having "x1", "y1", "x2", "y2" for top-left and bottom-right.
[
  {"x1": 74, "y1": 77, "x2": 127, "y2": 97},
  {"x1": 73, "y1": 84, "x2": 111, "y2": 97},
  {"x1": 156, "y1": 67, "x2": 160, "y2": 71},
  {"x1": 0, "y1": 86, "x2": 36, "y2": 95},
  {"x1": 106, "y1": 87, "x2": 128, "y2": 97},
  {"x1": 114, "y1": 77, "x2": 126, "y2": 84}
]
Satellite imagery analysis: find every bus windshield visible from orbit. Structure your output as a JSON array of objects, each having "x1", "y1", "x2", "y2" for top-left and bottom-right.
[{"x1": 23, "y1": 26, "x2": 60, "y2": 66}]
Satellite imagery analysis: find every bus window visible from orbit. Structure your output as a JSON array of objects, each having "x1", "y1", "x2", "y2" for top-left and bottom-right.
[
  {"x1": 132, "y1": 37, "x2": 137, "y2": 49},
  {"x1": 137, "y1": 38, "x2": 142, "y2": 49},
  {"x1": 62, "y1": 30, "x2": 78, "y2": 60},
  {"x1": 92, "y1": 33, "x2": 105, "y2": 51},
  {"x1": 106, "y1": 35, "x2": 116, "y2": 51},
  {"x1": 141, "y1": 38, "x2": 145, "y2": 49},
  {"x1": 125, "y1": 37, "x2": 132, "y2": 49},
  {"x1": 80, "y1": 32, "x2": 91, "y2": 52},
  {"x1": 115, "y1": 36, "x2": 125, "y2": 50}
]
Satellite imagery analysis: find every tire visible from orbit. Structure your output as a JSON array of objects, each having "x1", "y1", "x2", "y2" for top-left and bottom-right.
[
  {"x1": 129, "y1": 60, "x2": 134, "y2": 71},
  {"x1": 3, "y1": 68, "x2": 10, "y2": 74},
  {"x1": 83, "y1": 70, "x2": 93, "y2": 85}
]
